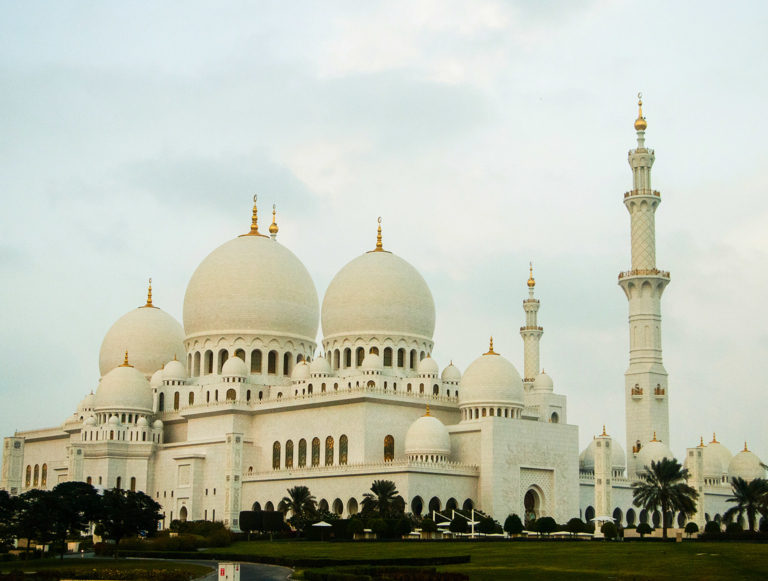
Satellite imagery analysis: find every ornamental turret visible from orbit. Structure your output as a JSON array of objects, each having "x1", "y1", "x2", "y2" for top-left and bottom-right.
[
  {"x1": 619, "y1": 95, "x2": 671, "y2": 477},
  {"x1": 520, "y1": 263, "x2": 543, "y2": 387}
]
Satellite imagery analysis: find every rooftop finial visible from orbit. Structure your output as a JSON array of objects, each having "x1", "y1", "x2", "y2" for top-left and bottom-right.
[
  {"x1": 712, "y1": 432, "x2": 718, "y2": 444},
  {"x1": 634, "y1": 92, "x2": 647, "y2": 131},
  {"x1": 269, "y1": 204, "x2": 278, "y2": 237},
  {"x1": 484, "y1": 336, "x2": 499, "y2": 355},
  {"x1": 240, "y1": 195, "x2": 267, "y2": 237},
  {"x1": 140, "y1": 278, "x2": 158, "y2": 309},
  {"x1": 700, "y1": 436, "x2": 704, "y2": 447},
  {"x1": 119, "y1": 350, "x2": 132, "y2": 368},
  {"x1": 425, "y1": 404, "x2": 431, "y2": 416},
  {"x1": 527, "y1": 262, "x2": 535, "y2": 288},
  {"x1": 367, "y1": 216, "x2": 390, "y2": 253},
  {"x1": 601, "y1": 425, "x2": 608, "y2": 437},
  {"x1": 744, "y1": 441, "x2": 749, "y2": 452},
  {"x1": 652, "y1": 431, "x2": 658, "y2": 442}
]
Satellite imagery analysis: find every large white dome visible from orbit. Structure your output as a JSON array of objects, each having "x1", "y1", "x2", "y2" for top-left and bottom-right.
[
  {"x1": 703, "y1": 440, "x2": 733, "y2": 478},
  {"x1": 99, "y1": 302, "x2": 185, "y2": 379},
  {"x1": 94, "y1": 362, "x2": 153, "y2": 413},
  {"x1": 405, "y1": 412, "x2": 451, "y2": 458},
  {"x1": 184, "y1": 234, "x2": 319, "y2": 342},
  {"x1": 321, "y1": 250, "x2": 435, "y2": 341},
  {"x1": 459, "y1": 345, "x2": 524, "y2": 408},
  {"x1": 580, "y1": 437, "x2": 626, "y2": 472},
  {"x1": 635, "y1": 437, "x2": 675, "y2": 473},
  {"x1": 729, "y1": 446, "x2": 766, "y2": 482}
]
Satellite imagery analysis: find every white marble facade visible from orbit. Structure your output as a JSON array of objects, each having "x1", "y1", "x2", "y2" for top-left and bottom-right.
[{"x1": 1, "y1": 105, "x2": 764, "y2": 531}]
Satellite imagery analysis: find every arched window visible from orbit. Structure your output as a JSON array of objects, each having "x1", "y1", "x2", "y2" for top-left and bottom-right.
[
  {"x1": 251, "y1": 350, "x2": 262, "y2": 374},
  {"x1": 419, "y1": 384, "x2": 424, "y2": 394},
  {"x1": 235, "y1": 349, "x2": 245, "y2": 361},
  {"x1": 259, "y1": 391, "x2": 263, "y2": 400},
  {"x1": 86, "y1": 476, "x2": 92, "y2": 485},
  {"x1": 189, "y1": 392, "x2": 194, "y2": 405},
  {"x1": 334, "y1": 350, "x2": 340, "y2": 370},
  {"x1": 41, "y1": 464, "x2": 47, "y2": 487},
  {"x1": 433, "y1": 385, "x2": 439, "y2": 395},
  {"x1": 174, "y1": 392, "x2": 180, "y2": 411},
  {"x1": 217, "y1": 349, "x2": 229, "y2": 374},
  {"x1": 25, "y1": 465, "x2": 31, "y2": 487},
  {"x1": 130, "y1": 477, "x2": 136, "y2": 492},
  {"x1": 283, "y1": 352, "x2": 293, "y2": 376},
  {"x1": 356, "y1": 347, "x2": 365, "y2": 367},
  {"x1": 344, "y1": 348, "x2": 351, "y2": 368},
  {"x1": 194, "y1": 352, "x2": 201, "y2": 377},
  {"x1": 204, "y1": 350, "x2": 213, "y2": 375},
  {"x1": 116, "y1": 476, "x2": 122, "y2": 490},
  {"x1": 384, "y1": 435, "x2": 394, "y2": 462},
  {"x1": 247, "y1": 390, "x2": 251, "y2": 402},
  {"x1": 325, "y1": 436, "x2": 334, "y2": 465},
  {"x1": 482, "y1": 408, "x2": 486, "y2": 417},
  {"x1": 340, "y1": 435, "x2": 348, "y2": 465},
  {"x1": 410, "y1": 350, "x2": 417, "y2": 369},
  {"x1": 550, "y1": 412, "x2": 559, "y2": 423},
  {"x1": 110, "y1": 431, "x2": 114, "y2": 440},
  {"x1": 121, "y1": 414, "x2": 126, "y2": 423},
  {"x1": 268, "y1": 351, "x2": 278, "y2": 375},
  {"x1": 297, "y1": 353, "x2": 304, "y2": 363},
  {"x1": 298, "y1": 439, "x2": 307, "y2": 467},
  {"x1": 226, "y1": 389, "x2": 236, "y2": 401},
  {"x1": 369, "y1": 346, "x2": 379, "y2": 356},
  {"x1": 215, "y1": 389, "x2": 218, "y2": 401},
  {"x1": 308, "y1": 384, "x2": 313, "y2": 394},
  {"x1": 312, "y1": 437, "x2": 320, "y2": 467},
  {"x1": 272, "y1": 441, "x2": 281, "y2": 470},
  {"x1": 286, "y1": 440, "x2": 294, "y2": 468},
  {"x1": 187, "y1": 353, "x2": 192, "y2": 376},
  {"x1": 383, "y1": 347, "x2": 392, "y2": 367},
  {"x1": 397, "y1": 348, "x2": 405, "y2": 368},
  {"x1": 407, "y1": 383, "x2": 412, "y2": 392}
]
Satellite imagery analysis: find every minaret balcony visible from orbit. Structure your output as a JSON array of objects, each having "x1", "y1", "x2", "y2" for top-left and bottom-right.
[
  {"x1": 520, "y1": 326, "x2": 543, "y2": 331},
  {"x1": 618, "y1": 268, "x2": 670, "y2": 280},
  {"x1": 654, "y1": 387, "x2": 665, "y2": 399},
  {"x1": 624, "y1": 189, "x2": 660, "y2": 199},
  {"x1": 631, "y1": 387, "x2": 643, "y2": 399}
]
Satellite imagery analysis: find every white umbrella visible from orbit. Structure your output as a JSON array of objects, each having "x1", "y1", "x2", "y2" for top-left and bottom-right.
[{"x1": 313, "y1": 521, "x2": 332, "y2": 527}]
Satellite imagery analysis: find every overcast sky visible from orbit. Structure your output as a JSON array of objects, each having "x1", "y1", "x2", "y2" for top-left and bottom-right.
[{"x1": 1, "y1": 1, "x2": 767, "y2": 463}]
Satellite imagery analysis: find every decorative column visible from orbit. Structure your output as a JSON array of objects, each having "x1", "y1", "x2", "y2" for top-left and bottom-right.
[
  {"x1": 520, "y1": 263, "x2": 543, "y2": 388},
  {"x1": 67, "y1": 445, "x2": 84, "y2": 483},
  {"x1": 594, "y1": 427, "x2": 613, "y2": 528},
  {"x1": 619, "y1": 95, "x2": 671, "y2": 477},
  {"x1": 223, "y1": 432, "x2": 244, "y2": 531},
  {"x1": 686, "y1": 441, "x2": 706, "y2": 530},
  {"x1": 1, "y1": 437, "x2": 25, "y2": 495}
]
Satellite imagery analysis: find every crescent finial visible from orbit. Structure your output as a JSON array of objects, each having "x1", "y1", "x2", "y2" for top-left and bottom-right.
[
  {"x1": 253, "y1": 194, "x2": 257, "y2": 203},
  {"x1": 378, "y1": 216, "x2": 382, "y2": 224}
]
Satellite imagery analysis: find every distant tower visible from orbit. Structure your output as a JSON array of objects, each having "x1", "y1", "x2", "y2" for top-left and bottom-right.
[
  {"x1": 619, "y1": 95, "x2": 671, "y2": 477},
  {"x1": 520, "y1": 263, "x2": 543, "y2": 388}
]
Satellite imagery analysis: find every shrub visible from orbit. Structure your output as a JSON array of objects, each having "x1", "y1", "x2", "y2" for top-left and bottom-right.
[
  {"x1": 601, "y1": 522, "x2": 618, "y2": 539},
  {"x1": 761, "y1": 518, "x2": 768, "y2": 533},
  {"x1": 566, "y1": 517, "x2": 585, "y2": 536},
  {"x1": 726, "y1": 522, "x2": 743, "y2": 534},
  {"x1": 537, "y1": 517, "x2": 558, "y2": 535},
  {"x1": 585, "y1": 522, "x2": 596, "y2": 534},
  {"x1": 504, "y1": 514, "x2": 523, "y2": 536},
  {"x1": 684, "y1": 522, "x2": 699, "y2": 537},
  {"x1": 369, "y1": 519, "x2": 388, "y2": 536},
  {"x1": 477, "y1": 517, "x2": 497, "y2": 535},
  {"x1": 395, "y1": 518, "x2": 413, "y2": 536},
  {"x1": 449, "y1": 517, "x2": 468, "y2": 535},
  {"x1": 347, "y1": 519, "x2": 364, "y2": 535},
  {"x1": 421, "y1": 518, "x2": 438, "y2": 533},
  {"x1": 636, "y1": 522, "x2": 653, "y2": 538},
  {"x1": 704, "y1": 521, "x2": 721, "y2": 535}
]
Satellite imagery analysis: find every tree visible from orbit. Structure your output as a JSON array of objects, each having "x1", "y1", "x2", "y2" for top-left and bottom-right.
[
  {"x1": 725, "y1": 522, "x2": 743, "y2": 534},
  {"x1": 704, "y1": 521, "x2": 721, "y2": 535},
  {"x1": 369, "y1": 518, "x2": 388, "y2": 537},
  {"x1": 0, "y1": 491, "x2": 17, "y2": 549},
  {"x1": 15, "y1": 490, "x2": 55, "y2": 560},
  {"x1": 281, "y1": 486, "x2": 317, "y2": 533},
  {"x1": 361, "y1": 480, "x2": 404, "y2": 519},
  {"x1": 420, "y1": 517, "x2": 438, "y2": 533},
  {"x1": 348, "y1": 519, "x2": 364, "y2": 536},
  {"x1": 504, "y1": 514, "x2": 524, "y2": 536},
  {"x1": 395, "y1": 518, "x2": 413, "y2": 537},
  {"x1": 449, "y1": 517, "x2": 468, "y2": 535},
  {"x1": 636, "y1": 522, "x2": 653, "y2": 538},
  {"x1": 723, "y1": 477, "x2": 768, "y2": 533},
  {"x1": 684, "y1": 522, "x2": 699, "y2": 538},
  {"x1": 566, "y1": 517, "x2": 585, "y2": 537},
  {"x1": 631, "y1": 458, "x2": 698, "y2": 539},
  {"x1": 50, "y1": 482, "x2": 100, "y2": 562},
  {"x1": 537, "y1": 517, "x2": 558, "y2": 536},
  {"x1": 95, "y1": 489, "x2": 162, "y2": 560},
  {"x1": 239, "y1": 511, "x2": 260, "y2": 540},
  {"x1": 601, "y1": 521, "x2": 618, "y2": 539},
  {"x1": 477, "y1": 516, "x2": 497, "y2": 535}
]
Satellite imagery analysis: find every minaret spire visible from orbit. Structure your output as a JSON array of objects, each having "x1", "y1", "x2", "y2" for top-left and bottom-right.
[
  {"x1": 619, "y1": 96, "x2": 671, "y2": 477},
  {"x1": 521, "y1": 262, "x2": 543, "y2": 384}
]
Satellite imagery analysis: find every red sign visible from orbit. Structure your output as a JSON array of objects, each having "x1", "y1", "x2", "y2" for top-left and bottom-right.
[{"x1": 220, "y1": 568, "x2": 225, "y2": 576}]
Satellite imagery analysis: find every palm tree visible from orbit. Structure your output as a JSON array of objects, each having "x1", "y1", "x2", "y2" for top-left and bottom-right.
[
  {"x1": 281, "y1": 486, "x2": 317, "y2": 530},
  {"x1": 631, "y1": 457, "x2": 698, "y2": 539},
  {"x1": 723, "y1": 477, "x2": 768, "y2": 532},
  {"x1": 361, "y1": 480, "x2": 405, "y2": 518}
]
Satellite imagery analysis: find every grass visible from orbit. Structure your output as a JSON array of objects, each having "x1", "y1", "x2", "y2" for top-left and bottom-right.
[
  {"x1": 212, "y1": 539, "x2": 768, "y2": 580},
  {"x1": 0, "y1": 557, "x2": 212, "y2": 577}
]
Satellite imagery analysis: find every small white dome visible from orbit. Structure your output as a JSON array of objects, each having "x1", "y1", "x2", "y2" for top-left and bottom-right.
[
  {"x1": 635, "y1": 438, "x2": 675, "y2": 473},
  {"x1": 84, "y1": 416, "x2": 96, "y2": 426},
  {"x1": 361, "y1": 353, "x2": 383, "y2": 372},
  {"x1": 703, "y1": 440, "x2": 733, "y2": 478},
  {"x1": 579, "y1": 437, "x2": 626, "y2": 472},
  {"x1": 163, "y1": 359, "x2": 188, "y2": 381},
  {"x1": 291, "y1": 360, "x2": 310, "y2": 381},
  {"x1": 222, "y1": 356, "x2": 247, "y2": 377},
  {"x1": 94, "y1": 365, "x2": 154, "y2": 413},
  {"x1": 150, "y1": 369, "x2": 164, "y2": 388},
  {"x1": 417, "y1": 356, "x2": 439, "y2": 376},
  {"x1": 310, "y1": 356, "x2": 331, "y2": 376},
  {"x1": 459, "y1": 349, "x2": 524, "y2": 408},
  {"x1": 137, "y1": 417, "x2": 149, "y2": 427},
  {"x1": 77, "y1": 392, "x2": 95, "y2": 412},
  {"x1": 108, "y1": 415, "x2": 120, "y2": 425},
  {"x1": 153, "y1": 419, "x2": 164, "y2": 429},
  {"x1": 441, "y1": 363, "x2": 461, "y2": 382},
  {"x1": 729, "y1": 447, "x2": 766, "y2": 482},
  {"x1": 404, "y1": 412, "x2": 451, "y2": 458},
  {"x1": 533, "y1": 372, "x2": 554, "y2": 393}
]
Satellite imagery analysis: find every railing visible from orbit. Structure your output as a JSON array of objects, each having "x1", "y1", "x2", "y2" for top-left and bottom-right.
[
  {"x1": 245, "y1": 458, "x2": 479, "y2": 479},
  {"x1": 523, "y1": 299, "x2": 540, "y2": 304},
  {"x1": 629, "y1": 148, "x2": 655, "y2": 155},
  {"x1": 631, "y1": 387, "x2": 643, "y2": 397},
  {"x1": 618, "y1": 269, "x2": 670, "y2": 279},
  {"x1": 520, "y1": 326, "x2": 543, "y2": 331},
  {"x1": 654, "y1": 387, "x2": 666, "y2": 396},
  {"x1": 624, "y1": 189, "x2": 660, "y2": 199}
]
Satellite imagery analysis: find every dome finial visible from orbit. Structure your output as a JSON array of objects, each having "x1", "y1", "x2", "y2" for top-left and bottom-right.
[
  {"x1": 699, "y1": 436, "x2": 704, "y2": 447},
  {"x1": 424, "y1": 404, "x2": 431, "y2": 416},
  {"x1": 744, "y1": 441, "x2": 749, "y2": 452},
  {"x1": 651, "y1": 431, "x2": 658, "y2": 442},
  {"x1": 601, "y1": 425, "x2": 608, "y2": 437},
  {"x1": 240, "y1": 195, "x2": 267, "y2": 237},
  {"x1": 484, "y1": 336, "x2": 499, "y2": 355},
  {"x1": 119, "y1": 350, "x2": 133, "y2": 368},
  {"x1": 140, "y1": 278, "x2": 158, "y2": 309},
  {"x1": 269, "y1": 204, "x2": 278, "y2": 237},
  {"x1": 367, "y1": 216, "x2": 391, "y2": 253},
  {"x1": 712, "y1": 432, "x2": 718, "y2": 444},
  {"x1": 634, "y1": 92, "x2": 647, "y2": 131},
  {"x1": 527, "y1": 262, "x2": 535, "y2": 288}
]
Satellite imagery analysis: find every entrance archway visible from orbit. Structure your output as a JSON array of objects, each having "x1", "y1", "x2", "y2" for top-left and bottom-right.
[
  {"x1": 179, "y1": 506, "x2": 188, "y2": 522},
  {"x1": 524, "y1": 489, "x2": 541, "y2": 525}
]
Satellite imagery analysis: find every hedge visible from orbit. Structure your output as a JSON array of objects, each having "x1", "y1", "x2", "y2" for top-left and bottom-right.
[
  {"x1": 0, "y1": 569, "x2": 193, "y2": 581},
  {"x1": 303, "y1": 566, "x2": 469, "y2": 581}
]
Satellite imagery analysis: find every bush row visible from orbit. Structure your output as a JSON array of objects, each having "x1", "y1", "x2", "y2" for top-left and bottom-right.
[
  {"x1": 0, "y1": 569, "x2": 193, "y2": 581},
  {"x1": 304, "y1": 566, "x2": 469, "y2": 581}
]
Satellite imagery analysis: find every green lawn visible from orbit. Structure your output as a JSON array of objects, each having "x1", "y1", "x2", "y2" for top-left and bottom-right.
[
  {"x1": 0, "y1": 557, "x2": 212, "y2": 577},
  {"x1": 213, "y1": 539, "x2": 768, "y2": 581}
]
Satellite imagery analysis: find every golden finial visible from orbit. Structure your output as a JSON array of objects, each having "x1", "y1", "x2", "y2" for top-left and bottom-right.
[
  {"x1": 240, "y1": 195, "x2": 267, "y2": 237},
  {"x1": 712, "y1": 432, "x2": 718, "y2": 444},
  {"x1": 367, "y1": 217, "x2": 391, "y2": 253},
  {"x1": 699, "y1": 436, "x2": 704, "y2": 447},
  {"x1": 269, "y1": 204, "x2": 278, "y2": 235},
  {"x1": 744, "y1": 442, "x2": 749, "y2": 452},
  {"x1": 651, "y1": 431, "x2": 658, "y2": 442},
  {"x1": 425, "y1": 404, "x2": 431, "y2": 416},
  {"x1": 140, "y1": 278, "x2": 158, "y2": 309},
  {"x1": 634, "y1": 92, "x2": 647, "y2": 131},
  {"x1": 527, "y1": 262, "x2": 535, "y2": 288},
  {"x1": 119, "y1": 350, "x2": 133, "y2": 368},
  {"x1": 484, "y1": 336, "x2": 499, "y2": 355},
  {"x1": 601, "y1": 425, "x2": 608, "y2": 437}
]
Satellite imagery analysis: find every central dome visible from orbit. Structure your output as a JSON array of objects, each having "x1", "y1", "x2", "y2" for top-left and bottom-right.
[
  {"x1": 184, "y1": 235, "x2": 319, "y2": 341},
  {"x1": 322, "y1": 251, "x2": 435, "y2": 341}
]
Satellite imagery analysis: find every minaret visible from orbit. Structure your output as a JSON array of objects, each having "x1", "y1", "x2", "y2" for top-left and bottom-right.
[
  {"x1": 520, "y1": 263, "x2": 543, "y2": 388},
  {"x1": 619, "y1": 95, "x2": 671, "y2": 477}
]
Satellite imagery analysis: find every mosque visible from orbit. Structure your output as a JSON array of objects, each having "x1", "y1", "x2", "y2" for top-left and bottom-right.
[{"x1": 1, "y1": 100, "x2": 765, "y2": 533}]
